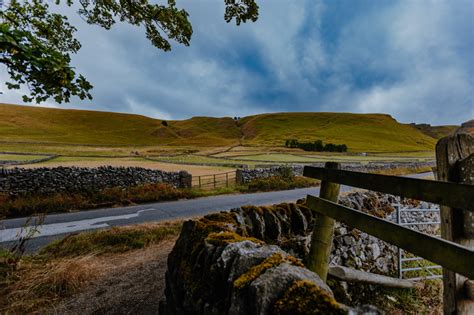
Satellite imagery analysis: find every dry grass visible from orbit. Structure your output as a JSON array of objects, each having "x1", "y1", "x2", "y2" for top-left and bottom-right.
[
  {"x1": 373, "y1": 166, "x2": 433, "y2": 176},
  {"x1": 377, "y1": 280, "x2": 443, "y2": 314},
  {"x1": 0, "y1": 221, "x2": 183, "y2": 314},
  {"x1": 4, "y1": 255, "x2": 102, "y2": 314},
  {"x1": 40, "y1": 221, "x2": 183, "y2": 258}
]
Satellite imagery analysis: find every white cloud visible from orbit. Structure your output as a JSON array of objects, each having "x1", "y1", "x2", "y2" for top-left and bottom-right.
[{"x1": 0, "y1": 0, "x2": 472, "y2": 125}]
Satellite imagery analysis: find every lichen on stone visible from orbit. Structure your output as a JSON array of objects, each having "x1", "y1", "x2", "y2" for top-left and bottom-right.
[
  {"x1": 272, "y1": 280, "x2": 347, "y2": 315},
  {"x1": 206, "y1": 231, "x2": 263, "y2": 247},
  {"x1": 233, "y1": 253, "x2": 304, "y2": 290}
]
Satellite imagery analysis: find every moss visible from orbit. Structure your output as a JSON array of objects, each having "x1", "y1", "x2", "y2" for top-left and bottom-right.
[
  {"x1": 233, "y1": 253, "x2": 304, "y2": 290},
  {"x1": 172, "y1": 212, "x2": 245, "y2": 300},
  {"x1": 241, "y1": 205, "x2": 264, "y2": 216},
  {"x1": 273, "y1": 280, "x2": 347, "y2": 315},
  {"x1": 326, "y1": 278, "x2": 351, "y2": 305},
  {"x1": 204, "y1": 211, "x2": 238, "y2": 225},
  {"x1": 349, "y1": 229, "x2": 360, "y2": 240},
  {"x1": 205, "y1": 231, "x2": 263, "y2": 247},
  {"x1": 234, "y1": 253, "x2": 285, "y2": 289},
  {"x1": 286, "y1": 255, "x2": 304, "y2": 268}
]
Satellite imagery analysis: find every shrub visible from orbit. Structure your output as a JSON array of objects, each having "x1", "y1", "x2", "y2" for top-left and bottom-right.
[
  {"x1": 246, "y1": 175, "x2": 318, "y2": 192},
  {"x1": 0, "y1": 183, "x2": 187, "y2": 219},
  {"x1": 278, "y1": 166, "x2": 294, "y2": 180}
]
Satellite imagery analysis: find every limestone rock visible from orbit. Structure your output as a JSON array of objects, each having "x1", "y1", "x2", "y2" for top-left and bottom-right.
[{"x1": 248, "y1": 263, "x2": 332, "y2": 315}]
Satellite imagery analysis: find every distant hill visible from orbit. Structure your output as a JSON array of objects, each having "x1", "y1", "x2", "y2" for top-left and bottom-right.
[
  {"x1": 239, "y1": 112, "x2": 437, "y2": 151},
  {"x1": 456, "y1": 120, "x2": 474, "y2": 135},
  {"x1": 0, "y1": 103, "x2": 441, "y2": 152},
  {"x1": 410, "y1": 123, "x2": 458, "y2": 139}
]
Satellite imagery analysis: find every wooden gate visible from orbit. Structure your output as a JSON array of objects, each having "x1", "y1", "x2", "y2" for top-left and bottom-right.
[{"x1": 192, "y1": 171, "x2": 237, "y2": 189}]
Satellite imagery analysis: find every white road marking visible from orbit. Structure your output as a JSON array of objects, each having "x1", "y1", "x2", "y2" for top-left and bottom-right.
[{"x1": 0, "y1": 208, "x2": 157, "y2": 242}]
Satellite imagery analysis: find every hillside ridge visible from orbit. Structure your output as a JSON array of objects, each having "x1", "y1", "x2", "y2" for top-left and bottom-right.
[{"x1": 0, "y1": 103, "x2": 443, "y2": 152}]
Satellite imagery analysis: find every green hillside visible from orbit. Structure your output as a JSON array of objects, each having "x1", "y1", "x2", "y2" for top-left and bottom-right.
[
  {"x1": 239, "y1": 112, "x2": 437, "y2": 152},
  {"x1": 0, "y1": 104, "x2": 439, "y2": 152},
  {"x1": 0, "y1": 104, "x2": 241, "y2": 147}
]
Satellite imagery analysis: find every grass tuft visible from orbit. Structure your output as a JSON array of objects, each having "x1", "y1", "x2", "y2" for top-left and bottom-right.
[{"x1": 40, "y1": 221, "x2": 183, "y2": 258}]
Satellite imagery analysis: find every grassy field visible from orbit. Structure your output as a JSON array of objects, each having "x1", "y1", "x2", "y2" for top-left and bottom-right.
[
  {"x1": 224, "y1": 153, "x2": 431, "y2": 163},
  {"x1": 16, "y1": 151, "x2": 434, "y2": 171},
  {"x1": 147, "y1": 154, "x2": 273, "y2": 167},
  {"x1": 0, "y1": 154, "x2": 48, "y2": 161},
  {"x1": 16, "y1": 156, "x2": 234, "y2": 176},
  {"x1": 0, "y1": 103, "x2": 446, "y2": 155}
]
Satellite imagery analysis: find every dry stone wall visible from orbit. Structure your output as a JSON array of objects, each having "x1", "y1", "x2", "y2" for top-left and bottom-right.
[
  {"x1": 236, "y1": 161, "x2": 435, "y2": 184},
  {"x1": 162, "y1": 190, "x2": 439, "y2": 313},
  {"x1": 161, "y1": 191, "x2": 407, "y2": 314},
  {"x1": 0, "y1": 166, "x2": 192, "y2": 195}
]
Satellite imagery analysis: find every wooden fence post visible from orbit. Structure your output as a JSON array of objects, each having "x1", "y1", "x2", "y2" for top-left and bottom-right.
[
  {"x1": 436, "y1": 133, "x2": 474, "y2": 314},
  {"x1": 305, "y1": 162, "x2": 341, "y2": 282}
]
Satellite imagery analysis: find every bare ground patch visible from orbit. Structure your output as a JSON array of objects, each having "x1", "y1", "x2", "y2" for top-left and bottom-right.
[{"x1": 47, "y1": 238, "x2": 176, "y2": 315}]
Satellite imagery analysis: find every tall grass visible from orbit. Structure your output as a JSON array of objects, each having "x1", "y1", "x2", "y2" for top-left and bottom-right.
[{"x1": 0, "y1": 221, "x2": 183, "y2": 313}]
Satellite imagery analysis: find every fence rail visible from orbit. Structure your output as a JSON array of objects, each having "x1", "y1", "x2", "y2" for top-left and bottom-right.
[
  {"x1": 306, "y1": 195, "x2": 474, "y2": 279},
  {"x1": 303, "y1": 166, "x2": 474, "y2": 210},
  {"x1": 303, "y1": 164, "x2": 474, "y2": 284}
]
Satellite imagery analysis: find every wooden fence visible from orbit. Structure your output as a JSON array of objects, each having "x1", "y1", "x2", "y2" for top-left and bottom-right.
[
  {"x1": 303, "y1": 153, "x2": 474, "y2": 314},
  {"x1": 191, "y1": 171, "x2": 236, "y2": 189}
]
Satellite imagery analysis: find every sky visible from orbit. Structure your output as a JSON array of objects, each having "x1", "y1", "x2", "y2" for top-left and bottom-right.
[{"x1": 1, "y1": 0, "x2": 473, "y2": 125}]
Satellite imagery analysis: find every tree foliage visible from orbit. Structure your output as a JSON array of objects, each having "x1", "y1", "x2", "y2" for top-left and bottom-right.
[
  {"x1": 285, "y1": 139, "x2": 348, "y2": 152},
  {"x1": 0, "y1": 0, "x2": 259, "y2": 103}
]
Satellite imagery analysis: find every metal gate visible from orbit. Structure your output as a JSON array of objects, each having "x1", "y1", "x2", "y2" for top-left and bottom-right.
[{"x1": 394, "y1": 202, "x2": 443, "y2": 280}]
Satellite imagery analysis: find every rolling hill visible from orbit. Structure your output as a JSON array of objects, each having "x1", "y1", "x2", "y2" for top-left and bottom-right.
[
  {"x1": 410, "y1": 123, "x2": 458, "y2": 139},
  {"x1": 0, "y1": 103, "x2": 442, "y2": 152}
]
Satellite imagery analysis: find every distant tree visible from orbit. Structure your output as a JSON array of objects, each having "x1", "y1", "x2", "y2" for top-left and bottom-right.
[
  {"x1": 314, "y1": 140, "x2": 323, "y2": 152},
  {"x1": 336, "y1": 144, "x2": 348, "y2": 152},
  {"x1": 286, "y1": 139, "x2": 348, "y2": 152},
  {"x1": 161, "y1": 120, "x2": 168, "y2": 127},
  {"x1": 323, "y1": 143, "x2": 337, "y2": 152},
  {"x1": 0, "y1": 0, "x2": 259, "y2": 103},
  {"x1": 290, "y1": 139, "x2": 298, "y2": 148}
]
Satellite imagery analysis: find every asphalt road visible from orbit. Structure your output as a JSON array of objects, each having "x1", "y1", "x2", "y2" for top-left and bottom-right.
[{"x1": 0, "y1": 172, "x2": 433, "y2": 252}]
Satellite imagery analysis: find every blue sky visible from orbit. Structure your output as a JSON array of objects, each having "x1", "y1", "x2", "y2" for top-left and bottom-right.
[{"x1": 1, "y1": 0, "x2": 473, "y2": 125}]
